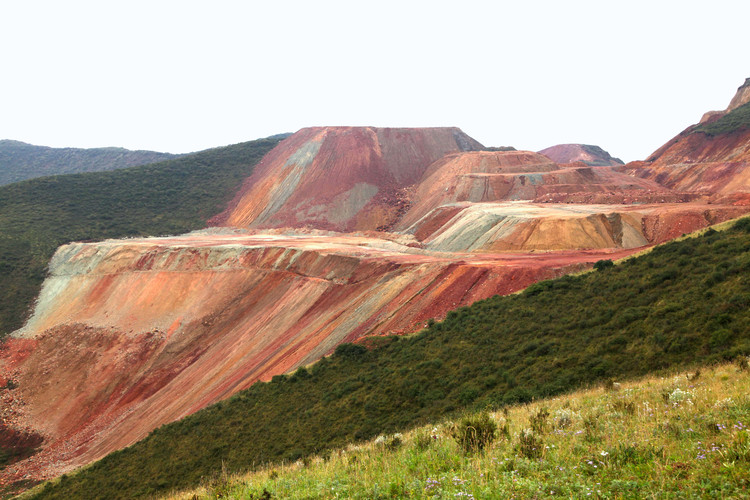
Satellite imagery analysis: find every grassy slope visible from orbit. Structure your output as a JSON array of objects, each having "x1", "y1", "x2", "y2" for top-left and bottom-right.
[
  {"x1": 693, "y1": 101, "x2": 750, "y2": 136},
  {"x1": 174, "y1": 362, "x2": 750, "y2": 499},
  {"x1": 0, "y1": 140, "x2": 177, "y2": 186},
  {"x1": 0, "y1": 137, "x2": 280, "y2": 336},
  {"x1": 30, "y1": 218, "x2": 750, "y2": 499}
]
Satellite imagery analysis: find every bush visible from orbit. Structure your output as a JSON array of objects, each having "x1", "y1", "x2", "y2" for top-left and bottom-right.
[
  {"x1": 593, "y1": 259, "x2": 614, "y2": 271},
  {"x1": 451, "y1": 412, "x2": 497, "y2": 453},
  {"x1": 334, "y1": 343, "x2": 367, "y2": 358},
  {"x1": 529, "y1": 407, "x2": 550, "y2": 435},
  {"x1": 516, "y1": 428, "x2": 543, "y2": 459}
]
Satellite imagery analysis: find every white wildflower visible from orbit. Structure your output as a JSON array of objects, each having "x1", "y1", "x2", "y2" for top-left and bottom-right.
[{"x1": 668, "y1": 388, "x2": 693, "y2": 404}]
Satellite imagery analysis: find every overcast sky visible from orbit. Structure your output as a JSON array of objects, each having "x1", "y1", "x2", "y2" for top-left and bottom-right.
[{"x1": 1, "y1": 0, "x2": 748, "y2": 162}]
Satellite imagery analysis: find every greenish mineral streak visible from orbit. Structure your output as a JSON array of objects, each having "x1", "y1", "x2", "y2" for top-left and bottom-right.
[
  {"x1": 324, "y1": 183, "x2": 379, "y2": 225},
  {"x1": 256, "y1": 139, "x2": 323, "y2": 224}
]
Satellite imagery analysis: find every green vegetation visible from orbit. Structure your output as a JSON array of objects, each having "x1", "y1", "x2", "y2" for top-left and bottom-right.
[
  {"x1": 580, "y1": 144, "x2": 623, "y2": 166},
  {"x1": 450, "y1": 412, "x2": 498, "y2": 453},
  {"x1": 31, "y1": 218, "x2": 750, "y2": 499},
  {"x1": 694, "y1": 101, "x2": 750, "y2": 137},
  {"x1": 0, "y1": 137, "x2": 280, "y2": 336},
  {"x1": 0, "y1": 140, "x2": 177, "y2": 186},
  {"x1": 171, "y1": 362, "x2": 750, "y2": 499}
]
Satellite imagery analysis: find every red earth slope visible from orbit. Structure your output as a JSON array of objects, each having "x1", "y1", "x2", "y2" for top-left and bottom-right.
[
  {"x1": 620, "y1": 80, "x2": 750, "y2": 205},
  {"x1": 212, "y1": 127, "x2": 483, "y2": 232},
  {"x1": 0, "y1": 231, "x2": 633, "y2": 484}
]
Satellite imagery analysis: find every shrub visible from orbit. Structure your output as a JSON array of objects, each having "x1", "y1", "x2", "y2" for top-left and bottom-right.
[
  {"x1": 529, "y1": 407, "x2": 550, "y2": 435},
  {"x1": 413, "y1": 429, "x2": 434, "y2": 451},
  {"x1": 593, "y1": 259, "x2": 614, "y2": 271},
  {"x1": 611, "y1": 399, "x2": 636, "y2": 416},
  {"x1": 516, "y1": 428, "x2": 543, "y2": 459},
  {"x1": 334, "y1": 343, "x2": 368, "y2": 359},
  {"x1": 553, "y1": 408, "x2": 578, "y2": 429},
  {"x1": 451, "y1": 412, "x2": 497, "y2": 453},
  {"x1": 736, "y1": 356, "x2": 749, "y2": 372}
]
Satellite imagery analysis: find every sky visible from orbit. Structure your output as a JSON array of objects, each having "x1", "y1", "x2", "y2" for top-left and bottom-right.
[{"x1": 1, "y1": 1, "x2": 748, "y2": 162}]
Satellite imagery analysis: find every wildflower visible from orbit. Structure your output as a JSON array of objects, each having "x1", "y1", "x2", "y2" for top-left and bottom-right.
[
  {"x1": 668, "y1": 388, "x2": 694, "y2": 405},
  {"x1": 714, "y1": 397, "x2": 734, "y2": 409},
  {"x1": 600, "y1": 450, "x2": 609, "y2": 456}
]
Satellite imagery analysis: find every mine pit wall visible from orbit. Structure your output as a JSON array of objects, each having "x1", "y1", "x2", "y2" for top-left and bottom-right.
[
  {"x1": 0, "y1": 237, "x2": 593, "y2": 481},
  {"x1": 405, "y1": 203, "x2": 750, "y2": 252},
  {"x1": 620, "y1": 161, "x2": 750, "y2": 200}
]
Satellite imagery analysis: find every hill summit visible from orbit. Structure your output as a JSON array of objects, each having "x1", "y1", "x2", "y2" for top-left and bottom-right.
[
  {"x1": 212, "y1": 127, "x2": 482, "y2": 232},
  {"x1": 0, "y1": 140, "x2": 177, "y2": 186},
  {"x1": 538, "y1": 143, "x2": 624, "y2": 166}
]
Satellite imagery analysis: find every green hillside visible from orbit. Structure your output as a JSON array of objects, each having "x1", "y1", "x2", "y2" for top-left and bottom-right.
[
  {"x1": 0, "y1": 137, "x2": 280, "y2": 336},
  {"x1": 0, "y1": 140, "x2": 178, "y2": 186},
  {"x1": 176, "y1": 362, "x2": 750, "y2": 499},
  {"x1": 31, "y1": 218, "x2": 750, "y2": 499}
]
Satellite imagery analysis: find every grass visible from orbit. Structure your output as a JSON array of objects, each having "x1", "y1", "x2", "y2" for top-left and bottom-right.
[
  {"x1": 168, "y1": 361, "x2": 750, "y2": 499},
  {"x1": 0, "y1": 137, "x2": 280, "y2": 336},
  {"x1": 26, "y1": 216, "x2": 750, "y2": 499}
]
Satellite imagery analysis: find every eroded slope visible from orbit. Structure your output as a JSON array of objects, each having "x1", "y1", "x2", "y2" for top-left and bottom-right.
[
  {"x1": 1, "y1": 230, "x2": 633, "y2": 484},
  {"x1": 213, "y1": 127, "x2": 482, "y2": 232}
]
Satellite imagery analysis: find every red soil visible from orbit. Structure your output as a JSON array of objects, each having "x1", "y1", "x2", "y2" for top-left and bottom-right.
[{"x1": 212, "y1": 127, "x2": 482, "y2": 232}]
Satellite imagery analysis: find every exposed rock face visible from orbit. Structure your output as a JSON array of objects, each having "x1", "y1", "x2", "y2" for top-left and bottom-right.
[
  {"x1": 405, "y1": 202, "x2": 746, "y2": 252},
  {"x1": 396, "y1": 150, "x2": 666, "y2": 230},
  {"x1": 700, "y1": 77, "x2": 750, "y2": 123},
  {"x1": 622, "y1": 79, "x2": 750, "y2": 205},
  {"x1": 538, "y1": 144, "x2": 624, "y2": 166},
  {"x1": 727, "y1": 78, "x2": 750, "y2": 112},
  {"x1": 212, "y1": 127, "x2": 483, "y2": 232}
]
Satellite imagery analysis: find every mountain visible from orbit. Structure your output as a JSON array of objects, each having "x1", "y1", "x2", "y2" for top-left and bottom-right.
[
  {"x1": 538, "y1": 143, "x2": 624, "y2": 166},
  {"x1": 0, "y1": 140, "x2": 177, "y2": 186},
  {"x1": 620, "y1": 81, "x2": 750, "y2": 205},
  {"x1": 212, "y1": 126, "x2": 483, "y2": 232},
  {"x1": 4, "y1": 81, "x2": 750, "y2": 496},
  {"x1": 0, "y1": 137, "x2": 280, "y2": 336}
]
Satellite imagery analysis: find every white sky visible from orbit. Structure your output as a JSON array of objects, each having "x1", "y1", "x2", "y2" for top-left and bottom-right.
[{"x1": 1, "y1": 1, "x2": 748, "y2": 162}]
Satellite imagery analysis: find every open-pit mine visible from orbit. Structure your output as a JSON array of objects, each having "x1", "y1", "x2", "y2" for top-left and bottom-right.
[{"x1": 2, "y1": 80, "x2": 750, "y2": 488}]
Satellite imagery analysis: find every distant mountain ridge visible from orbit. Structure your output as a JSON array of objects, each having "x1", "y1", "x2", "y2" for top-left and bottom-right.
[{"x1": 0, "y1": 140, "x2": 178, "y2": 186}]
